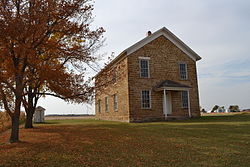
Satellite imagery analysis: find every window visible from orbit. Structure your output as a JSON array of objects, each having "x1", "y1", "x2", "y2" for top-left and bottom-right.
[
  {"x1": 112, "y1": 70, "x2": 117, "y2": 83},
  {"x1": 181, "y1": 91, "x2": 189, "y2": 108},
  {"x1": 141, "y1": 90, "x2": 151, "y2": 109},
  {"x1": 105, "y1": 97, "x2": 109, "y2": 112},
  {"x1": 113, "y1": 94, "x2": 118, "y2": 111},
  {"x1": 98, "y1": 100, "x2": 101, "y2": 113},
  {"x1": 140, "y1": 59, "x2": 150, "y2": 78},
  {"x1": 179, "y1": 63, "x2": 188, "y2": 80}
]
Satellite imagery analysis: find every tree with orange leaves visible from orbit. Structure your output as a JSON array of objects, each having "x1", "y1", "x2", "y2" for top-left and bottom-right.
[
  {"x1": 0, "y1": 0, "x2": 104, "y2": 143},
  {"x1": 23, "y1": 64, "x2": 94, "y2": 129}
]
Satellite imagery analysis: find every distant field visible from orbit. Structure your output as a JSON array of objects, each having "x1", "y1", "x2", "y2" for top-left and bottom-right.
[
  {"x1": 45, "y1": 115, "x2": 95, "y2": 120},
  {"x1": 0, "y1": 112, "x2": 250, "y2": 167},
  {"x1": 201, "y1": 111, "x2": 250, "y2": 116}
]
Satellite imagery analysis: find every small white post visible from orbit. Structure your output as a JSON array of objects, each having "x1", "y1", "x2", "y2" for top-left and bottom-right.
[
  {"x1": 188, "y1": 90, "x2": 191, "y2": 118},
  {"x1": 163, "y1": 89, "x2": 167, "y2": 119}
]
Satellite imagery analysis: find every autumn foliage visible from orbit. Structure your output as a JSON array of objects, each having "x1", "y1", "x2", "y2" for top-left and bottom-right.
[
  {"x1": 0, "y1": 112, "x2": 25, "y2": 133},
  {"x1": 0, "y1": 0, "x2": 104, "y2": 142}
]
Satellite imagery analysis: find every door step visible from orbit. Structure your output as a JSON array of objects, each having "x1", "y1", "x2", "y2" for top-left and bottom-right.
[{"x1": 165, "y1": 116, "x2": 188, "y2": 121}]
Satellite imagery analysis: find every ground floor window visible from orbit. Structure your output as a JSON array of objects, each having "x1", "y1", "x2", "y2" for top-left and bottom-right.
[
  {"x1": 181, "y1": 91, "x2": 189, "y2": 108},
  {"x1": 114, "y1": 94, "x2": 118, "y2": 111},
  {"x1": 105, "y1": 97, "x2": 109, "y2": 112},
  {"x1": 98, "y1": 100, "x2": 101, "y2": 113},
  {"x1": 141, "y1": 90, "x2": 151, "y2": 109}
]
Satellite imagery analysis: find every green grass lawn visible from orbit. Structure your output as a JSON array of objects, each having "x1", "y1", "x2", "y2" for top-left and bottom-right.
[{"x1": 0, "y1": 113, "x2": 250, "y2": 167}]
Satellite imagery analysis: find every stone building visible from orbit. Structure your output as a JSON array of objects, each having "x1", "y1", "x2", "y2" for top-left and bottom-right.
[{"x1": 95, "y1": 27, "x2": 201, "y2": 122}]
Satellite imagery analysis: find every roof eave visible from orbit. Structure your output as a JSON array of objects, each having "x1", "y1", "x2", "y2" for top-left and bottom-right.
[
  {"x1": 94, "y1": 27, "x2": 202, "y2": 78},
  {"x1": 125, "y1": 27, "x2": 202, "y2": 62},
  {"x1": 94, "y1": 51, "x2": 127, "y2": 79},
  {"x1": 155, "y1": 87, "x2": 191, "y2": 92}
]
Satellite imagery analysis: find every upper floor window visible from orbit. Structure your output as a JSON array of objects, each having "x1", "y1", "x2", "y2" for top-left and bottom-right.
[
  {"x1": 181, "y1": 91, "x2": 189, "y2": 108},
  {"x1": 179, "y1": 63, "x2": 188, "y2": 80},
  {"x1": 98, "y1": 100, "x2": 101, "y2": 113},
  {"x1": 105, "y1": 97, "x2": 109, "y2": 112},
  {"x1": 112, "y1": 70, "x2": 117, "y2": 83},
  {"x1": 141, "y1": 90, "x2": 151, "y2": 109},
  {"x1": 139, "y1": 58, "x2": 150, "y2": 78},
  {"x1": 113, "y1": 94, "x2": 118, "y2": 111}
]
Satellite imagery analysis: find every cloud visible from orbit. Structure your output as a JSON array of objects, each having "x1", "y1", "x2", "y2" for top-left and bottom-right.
[{"x1": 40, "y1": 0, "x2": 250, "y2": 114}]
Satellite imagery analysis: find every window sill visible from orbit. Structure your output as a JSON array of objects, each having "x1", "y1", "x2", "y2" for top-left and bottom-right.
[{"x1": 141, "y1": 108, "x2": 152, "y2": 110}]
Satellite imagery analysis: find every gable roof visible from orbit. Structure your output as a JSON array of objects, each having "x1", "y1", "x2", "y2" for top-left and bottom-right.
[
  {"x1": 36, "y1": 106, "x2": 46, "y2": 111},
  {"x1": 95, "y1": 27, "x2": 201, "y2": 78},
  {"x1": 125, "y1": 27, "x2": 201, "y2": 61}
]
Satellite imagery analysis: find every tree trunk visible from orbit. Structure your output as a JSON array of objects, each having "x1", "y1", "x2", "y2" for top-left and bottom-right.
[
  {"x1": 25, "y1": 110, "x2": 34, "y2": 129},
  {"x1": 9, "y1": 78, "x2": 23, "y2": 143},
  {"x1": 9, "y1": 114, "x2": 20, "y2": 143},
  {"x1": 24, "y1": 90, "x2": 38, "y2": 129}
]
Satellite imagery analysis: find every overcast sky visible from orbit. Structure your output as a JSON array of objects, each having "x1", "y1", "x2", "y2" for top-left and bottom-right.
[{"x1": 39, "y1": 0, "x2": 250, "y2": 115}]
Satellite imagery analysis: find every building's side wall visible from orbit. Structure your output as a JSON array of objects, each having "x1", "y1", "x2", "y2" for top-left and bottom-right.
[
  {"x1": 95, "y1": 57, "x2": 130, "y2": 122},
  {"x1": 127, "y1": 35, "x2": 200, "y2": 122}
]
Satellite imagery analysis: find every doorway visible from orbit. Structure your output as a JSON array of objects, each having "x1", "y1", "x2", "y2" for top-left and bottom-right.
[{"x1": 163, "y1": 91, "x2": 172, "y2": 116}]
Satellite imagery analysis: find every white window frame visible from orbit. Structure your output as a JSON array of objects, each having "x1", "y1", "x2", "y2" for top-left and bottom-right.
[
  {"x1": 105, "y1": 97, "x2": 109, "y2": 112},
  {"x1": 113, "y1": 94, "x2": 118, "y2": 111},
  {"x1": 181, "y1": 91, "x2": 189, "y2": 108},
  {"x1": 179, "y1": 63, "x2": 188, "y2": 80},
  {"x1": 139, "y1": 58, "x2": 150, "y2": 78},
  {"x1": 141, "y1": 90, "x2": 151, "y2": 109}
]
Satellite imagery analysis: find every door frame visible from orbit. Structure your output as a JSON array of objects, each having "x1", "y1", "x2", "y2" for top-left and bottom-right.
[{"x1": 163, "y1": 90, "x2": 172, "y2": 117}]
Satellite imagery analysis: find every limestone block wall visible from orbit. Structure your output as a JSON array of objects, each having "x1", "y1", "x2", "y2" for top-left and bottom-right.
[
  {"x1": 95, "y1": 35, "x2": 201, "y2": 123},
  {"x1": 95, "y1": 57, "x2": 130, "y2": 122},
  {"x1": 127, "y1": 35, "x2": 200, "y2": 122}
]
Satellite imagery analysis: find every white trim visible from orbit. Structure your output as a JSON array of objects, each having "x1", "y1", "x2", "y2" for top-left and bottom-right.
[
  {"x1": 181, "y1": 91, "x2": 189, "y2": 109},
  {"x1": 126, "y1": 27, "x2": 201, "y2": 61},
  {"x1": 139, "y1": 59, "x2": 150, "y2": 78},
  {"x1": 141, "y1": 90, "x2": 151, "y2": 109},
  {"x1": 179, "y1": 62, "x2": 188, "y2": 80},
  {"x1": 113, "y1": 94, "x2": 118, "y2": 112},
  {"x1": 138, "y1": 56, "x2": 151, "y2": 60},
  {"x1": 185, "y1": 63, "x2": 188, "y2": 80},
  {"x1": 94, "y1": 27, "x2": 201, "y2": 78},
  {"x1": 167, "y1": 92, "x2": 172, "y2": 115},
  {"x1": 105, "y1": 97, "x2": 109, "y2": 112},
  {"x1": 163, "y1": 89, "x2": 167, "y2": 118},
  {"x1": 162, "y1": 87, "x2": 190, "y2": 91},
  {"x1": 163, "y1": 90, "x2": 172, "y2": 118}
]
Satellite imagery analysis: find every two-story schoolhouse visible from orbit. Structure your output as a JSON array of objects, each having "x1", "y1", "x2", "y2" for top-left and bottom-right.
[{"x1": 95, "y1": 27, "x2": 201, "y2": 122}]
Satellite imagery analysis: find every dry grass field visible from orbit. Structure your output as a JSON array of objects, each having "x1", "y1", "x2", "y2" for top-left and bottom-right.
[{"x1": 0, "y1": 112, "x2": 250, "y2": 167}]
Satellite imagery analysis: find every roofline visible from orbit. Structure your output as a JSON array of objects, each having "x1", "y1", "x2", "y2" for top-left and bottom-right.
[
  {"x1": 95, "y1": 27, "x2": 202, "y2": 78},
  {"x1": 94, "y1": 51, "x2": 127, "y2": 78},
  {"x1": 125, "y1": 27, "x2": 201, "y2": 61}
]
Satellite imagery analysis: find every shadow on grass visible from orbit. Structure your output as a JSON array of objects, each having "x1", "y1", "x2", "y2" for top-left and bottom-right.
[{"x1": 34, "y1": 122, "x2": 60, "y2": 125}]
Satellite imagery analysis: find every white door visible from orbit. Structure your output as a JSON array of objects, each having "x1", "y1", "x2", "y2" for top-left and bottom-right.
[{"x1": 163, "y1": 91, "x2": 172, "y2": 116}]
